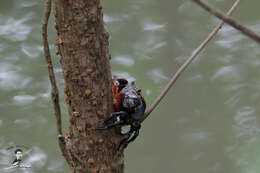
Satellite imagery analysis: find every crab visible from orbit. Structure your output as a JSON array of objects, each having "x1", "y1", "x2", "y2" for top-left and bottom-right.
[{"x1": 96, "y1": 77, "x2": 146, "y2": 150}]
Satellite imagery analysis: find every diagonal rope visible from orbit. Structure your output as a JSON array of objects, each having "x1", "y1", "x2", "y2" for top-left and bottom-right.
[{"x1": 142, "y1": 0, "x2": 241, "y2": 122}]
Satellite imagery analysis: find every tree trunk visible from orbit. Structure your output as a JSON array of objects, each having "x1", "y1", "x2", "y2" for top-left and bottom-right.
[{"x1": 53, "y1": 0, "x2": 124, "y2": 172}]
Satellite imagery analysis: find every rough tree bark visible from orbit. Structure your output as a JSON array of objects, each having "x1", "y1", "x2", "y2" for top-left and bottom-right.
[{"x1": 52, "y1": 0, "x2": 124, "y2": 172}]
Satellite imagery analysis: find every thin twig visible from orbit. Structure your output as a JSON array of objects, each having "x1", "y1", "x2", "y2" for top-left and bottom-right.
[
  {"x1": 42, "y1": 0, "x2": 72, "y2": 164},
  {"x1": 42, "y1": 0, "x2": 63, "y2": 135},
  {"x1": 193, "y1": 0, "x2": 260, "y2": 43},
  {"x1": 142, "y1": 0, "x2": 240, "y2": 122}
]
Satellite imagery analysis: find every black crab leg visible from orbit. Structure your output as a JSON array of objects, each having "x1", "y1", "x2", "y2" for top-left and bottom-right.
[
  {"x1": 95, "y1": 120, "x2": 125, "y2": 130},
  {"x1": 104, "y1": 111, "x2": 128, "y2": 123},
  {"x1": 127, "y1": 125, "x2": 140, "y2": 144},
  {"x1": 118, "y1": 128, "x2": 134, "y2": 150},
  {"x1": 118, "y1": 123, "x2": 141, "y2": 150}
]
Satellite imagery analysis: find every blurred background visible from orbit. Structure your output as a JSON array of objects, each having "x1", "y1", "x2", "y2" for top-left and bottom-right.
[{"x1": 0, "y1": 0, "x2": 260, "y2": 172}]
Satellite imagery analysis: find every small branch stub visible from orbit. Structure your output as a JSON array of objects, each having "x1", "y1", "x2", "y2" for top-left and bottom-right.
[
  {"x1": 85, "y1": 89, "x2": 92, "y2": 96},
  {"x1": 90, "y1": 168, "x2": 98, "y2": 173},
  {"x1": 87, "y1": 158, "x2": 95, "y2": 164},
  {"x1": 73, "y1": 111, "x2": 80, "y2": 117},
  {"x1": 55, "y1": 38, "x2": 63, "y2": 45}
]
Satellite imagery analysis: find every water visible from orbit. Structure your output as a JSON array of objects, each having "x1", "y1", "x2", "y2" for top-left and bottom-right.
[{"x1": 0, "y1": 0, "x2": 259, "y2": 172}]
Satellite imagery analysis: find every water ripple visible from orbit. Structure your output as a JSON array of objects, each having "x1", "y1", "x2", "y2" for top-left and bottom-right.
[
  {"x1": 250, "y1": 22, "x2": 260, "y2": 32},
  {"x1": 182, "y1": 130, "x2": 211, "y2": 143},
  {"x1": 0, "y1": 63, "x2": 32, "y2": 90},
  {"x1": 112, "y1": 55, "x2": 135, "y2": 67},
  {"x1": 20, "y1": 1, "x2": 38, "y2": 8},
  {"x1": 224, "y1": 92, "x2": 242, "y2": 107},
  {"x1": 112, "y1": 71, "x2": 135, "y2": 82},
  {"x1": 145, "y1": 89, "x2": 152, "y2": 96},
  {"x1": 147, "y1": 69, "x2": 169, "y2": 84},
  {"x1": 21, "y1": 44, "x2": 42, "y2": 58},
  {"x1": 151, "y1": 41, "x2": 167, "y2": 49},
  {"x1": 23, "y1": 146, "x2": 47, "y2": 169},
  {"x1": 0, "y1": 14, "x2": 32, "y2": 41},
  {"x1": 233, "y1": 106, "x2": 260, "y2": 138},
  {"x1": 13, "y1": 90, "x2": 51, "y2": 104},
  {"x1": 38, "y1": 86, "x2": 51, "y2": 99},
  {"x1": 104, "y1": 14, "x2": 128, "y2": 23},
  {"x1": 14, "y1": 119, "x2": 31, "y2": 128},
  {"x1": 178, "y1": 1, "x2": 202, "y2": 17},
  {"x1": 47, "y1": 160, "x2": 63, "y2": 171},
  {"x1": 185, "y1": 74, "x2": 203, "y2": 81},
  {"x1": 13, "y1": 95, "x2": 37, "y2": 104},
  {"x1": 224, "y1": 83, "x2": 246, "y2": 92},
  {"x1": 0, "y1": 44, "x2": 6, "y2": 52},
  {"x1": 210, "y1": 65, "x2": 244, "y2": 82},
  {"x1": 214, "y1": 24, "x2": 249, "y2": 51},
  {"x1": 143, "y1": 22, "x2": 166, "y2": 31},
  {"x1": 234, "y1": 107, "x2": 256, "y2": 125}
]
